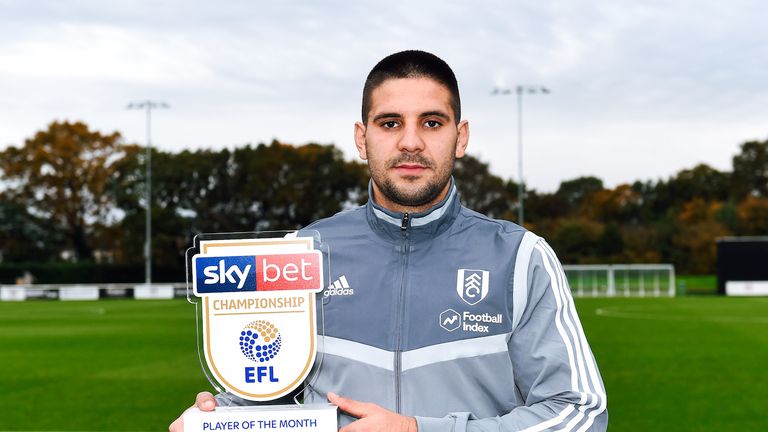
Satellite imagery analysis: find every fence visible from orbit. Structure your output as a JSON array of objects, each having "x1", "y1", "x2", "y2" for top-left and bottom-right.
[
  {"x1": 1, "y1": 264, "x2": 676, "y2": 301},
  {"x1": 562, "y1": 264, "x2": 676, "y2": 297},
  {"x1": 0, "y1": 282, "x2": 187, "y2": 301}
]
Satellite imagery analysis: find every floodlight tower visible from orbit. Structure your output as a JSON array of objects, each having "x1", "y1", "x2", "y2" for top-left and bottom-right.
[
  {"x1": 127, "y1": 100, "x2": 169, "y2": 285},
  {"x1": 491, "y1": 85, "x2": 549, "y2": 226}
]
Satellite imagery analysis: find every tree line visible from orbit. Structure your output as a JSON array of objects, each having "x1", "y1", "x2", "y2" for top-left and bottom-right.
[{"x1": 1, "y1": 120, "x2": 766, "y2": 277}]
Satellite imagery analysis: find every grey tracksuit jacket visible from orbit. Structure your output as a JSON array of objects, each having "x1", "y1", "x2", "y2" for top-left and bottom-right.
[{"x1": 218, "y1": 182, "x2": 608, "y2": 432}]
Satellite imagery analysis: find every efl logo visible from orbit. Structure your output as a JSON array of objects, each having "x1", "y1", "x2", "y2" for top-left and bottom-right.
[
  {"x1": 456, "y1": 269, "x2": 489, "y2": 305},
  {"x1": 240, "y1": 320, "x2": 282, "y2": 384},
  {"x1": 193, "y1": 252, "x2": 323, "y2": 294}
]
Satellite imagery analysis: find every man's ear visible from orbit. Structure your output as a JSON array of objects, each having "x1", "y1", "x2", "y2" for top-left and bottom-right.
[
  {"x1": 354, "y1": 121, "x2": 368, "y2": 160},
  {"x1": 455, "y1": 120, "x2": 469, "y2": 158}
]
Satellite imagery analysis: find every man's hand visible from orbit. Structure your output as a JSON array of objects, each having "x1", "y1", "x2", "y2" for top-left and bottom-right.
[
  {"x1": 328, "y1": 392, "x2": 417, "y2": 432},
  {"x1": 168, "y1": 391, "x2": 218, "y2": 432}
]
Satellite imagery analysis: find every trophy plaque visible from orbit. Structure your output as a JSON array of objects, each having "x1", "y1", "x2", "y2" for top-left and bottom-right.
[{"x1": 183, "y1": 231, "x2": 336, "y2": 432}]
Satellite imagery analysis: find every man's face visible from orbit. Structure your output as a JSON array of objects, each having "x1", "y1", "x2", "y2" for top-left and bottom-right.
[{"x1": 355, "y1": 77, "x2": 469, "y2": 213}]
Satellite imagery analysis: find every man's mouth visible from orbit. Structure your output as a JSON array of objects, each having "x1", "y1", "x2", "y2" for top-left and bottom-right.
[{"x1": 393, "y1": 163, "x2": 428, "y2": 175}]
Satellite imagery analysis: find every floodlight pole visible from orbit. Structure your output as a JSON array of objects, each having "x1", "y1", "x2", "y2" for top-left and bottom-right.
[
  {"x1": 516, "y1": 86, "x2": 524, "y2": 226},
  {"x1": 492, "y1": 85, "x2": 550, "y2": 226},
  {"x1": 127, "y1": 100, "x2": 169, "y2": 285}
]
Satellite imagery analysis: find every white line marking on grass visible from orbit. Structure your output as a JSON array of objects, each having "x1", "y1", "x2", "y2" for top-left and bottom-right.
[{"x1": 595, "y1": 307, "x2": 768, "y2": 323}]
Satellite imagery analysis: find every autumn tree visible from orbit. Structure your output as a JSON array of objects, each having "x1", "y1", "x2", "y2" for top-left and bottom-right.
[
  {"x1": 732, "y1": 139, "x2": 768, "y2": 198},
  {"x1": 454, "y1": 155, "x2": 515, "y2": 219},
  {"x1": 217, "y1": 141, "x2": 368, "y2": 231},
  {"x1": 556, "y1": 176, "x2": 604, "y2": 208},
  {"x1": 651, "y1": 164, "x2": 730, "y2": 213},
  {"x1": 108, "y1": 141, "x2": 369, "y2": 266},
  {"x1": 579, "y1": 184, "x2": 642, "y2": 224},
  {"x1": 736, "y1": 196, "x2": 768, "y2": 235},
  {"x1": 108, "y1": 147, "x2": 229, "y2": 265},
  {"x1": 671, "y1": 198, "x2": 731, "y2": 273},
  {"x1": 0, "y1": 198, "x2": 64, "y2": 261},
  {"x1": 525, "y1": 190, "x2": 569, "y2": 225},
  {"x1": 0, "y1": 121, "x2": 136, "y2": 261},
  {"x1": 4, "y1": 121, "x2": 763, "y2": 276},
  {"x1": 550, "y1": 218, "x2": 604, "y2": 263}
]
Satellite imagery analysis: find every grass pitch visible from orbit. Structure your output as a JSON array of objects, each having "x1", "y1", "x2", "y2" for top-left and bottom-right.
[
  {"x1": 0, "y1": 300, "x2": 209, "y2": 431},
  {"x1": 578, "y1": 296, "x2": 768, "y2": 431},
  {"x1": 0, "y1": 296, "x2": 766, "y2": 431}
]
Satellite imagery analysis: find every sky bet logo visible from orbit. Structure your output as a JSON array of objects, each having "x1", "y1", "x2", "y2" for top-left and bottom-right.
[
  {"x1": 193, "y1": 252, "x2": 322, "y2": 294},
  {"x1": 201, "y1": 256, "x2": 255, "y2": 291}
]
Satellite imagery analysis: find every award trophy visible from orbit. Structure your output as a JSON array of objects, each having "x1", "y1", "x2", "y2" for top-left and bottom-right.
[{"x1": 183, "y1": 231, "x2": 337, "y2": 432}]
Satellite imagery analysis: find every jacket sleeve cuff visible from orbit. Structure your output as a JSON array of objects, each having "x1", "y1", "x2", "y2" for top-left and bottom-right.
[{"x1": 415, "y1": 416, "x2": 456, "y2": 432}]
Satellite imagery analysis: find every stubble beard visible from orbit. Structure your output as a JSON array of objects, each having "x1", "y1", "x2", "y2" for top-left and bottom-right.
[{"x1": 372, "y1": 152, "x2": 455, "y2": 209}]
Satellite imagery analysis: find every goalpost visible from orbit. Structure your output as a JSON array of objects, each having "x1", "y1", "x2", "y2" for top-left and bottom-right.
[{"x1": 562, "y1": 264, "x2": 676, "y2": 297}]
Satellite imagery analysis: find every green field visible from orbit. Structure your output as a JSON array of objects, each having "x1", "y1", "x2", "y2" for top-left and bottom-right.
[
  {"x1": 0, "y1": 300, "x2": 209, "y2": 431},
  {"x1": 1, "y1": 296, "x2": 767, "y2": 431},
  {"x1": 676, "y1": 274, "x2": 718, "y2": 294},
  {"x1": 578, "y1": 296, "x2": 768, "y2": 430}
]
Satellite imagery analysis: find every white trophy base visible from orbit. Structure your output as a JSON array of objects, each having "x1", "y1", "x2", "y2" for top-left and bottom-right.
[{"x1": 183, "y1": 403, "x2": 338, "y2": 432}]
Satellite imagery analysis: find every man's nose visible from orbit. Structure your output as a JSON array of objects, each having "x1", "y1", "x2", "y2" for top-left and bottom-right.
[{"x1": 397, "y1": 124, "x2": 425, "y2": 152}]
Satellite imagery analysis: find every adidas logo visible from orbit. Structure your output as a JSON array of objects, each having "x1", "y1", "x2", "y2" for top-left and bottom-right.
[{"x1": 324, "y1": 275, "x2": 354, "y2": 297}]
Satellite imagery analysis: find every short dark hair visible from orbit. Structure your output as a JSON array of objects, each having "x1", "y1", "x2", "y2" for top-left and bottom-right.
[{"x1": 361, "y1": 50, "x2": 461, "y2": 124}]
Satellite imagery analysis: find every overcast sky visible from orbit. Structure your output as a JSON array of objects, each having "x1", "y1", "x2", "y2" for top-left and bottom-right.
[{"x1": 1, "y1": 0, "x2": 766, "y2": 192}]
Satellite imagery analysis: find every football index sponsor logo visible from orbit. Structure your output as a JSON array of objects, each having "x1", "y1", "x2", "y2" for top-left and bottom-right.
[
  {"x1": 457, "y1": 269, "x2": 489, "y2": 305},
  {"x1": 440, "y1": 308, "x2": 502, "y2": 333},
  {"x1": 440, "y1": 309, "x2": 462, "y2": 331}
]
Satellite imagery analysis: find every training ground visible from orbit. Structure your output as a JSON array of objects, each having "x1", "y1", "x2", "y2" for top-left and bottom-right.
[{"x1": 1, "y1": 297, "x2": 766, "y2": 431}]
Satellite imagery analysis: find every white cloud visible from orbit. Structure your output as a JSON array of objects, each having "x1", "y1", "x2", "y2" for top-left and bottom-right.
[{"x1": 1, "y1": 0, "x2": 767, "y2": 191}]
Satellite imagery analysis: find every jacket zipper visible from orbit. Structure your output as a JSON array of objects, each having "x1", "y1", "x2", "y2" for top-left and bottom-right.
[{"x1": 394, "y1": 212, "x2": 410, "y2": 413}]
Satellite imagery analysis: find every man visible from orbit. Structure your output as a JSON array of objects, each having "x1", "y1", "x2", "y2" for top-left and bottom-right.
[{"x1": 171, "y1": 50, "x2": 607, "y2": 432}]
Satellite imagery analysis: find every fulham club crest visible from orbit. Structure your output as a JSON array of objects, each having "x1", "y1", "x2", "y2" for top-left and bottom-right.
[{"x1": 456, "y1": 268, "x2": 489, "y2": 305}]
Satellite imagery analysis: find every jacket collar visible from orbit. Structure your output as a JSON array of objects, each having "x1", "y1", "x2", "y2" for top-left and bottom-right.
[{"x1": 366, "y1": 177, "x2": 461, "y2": 241}]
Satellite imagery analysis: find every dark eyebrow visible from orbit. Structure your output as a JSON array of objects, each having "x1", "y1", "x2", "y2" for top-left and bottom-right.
[
  {"x1": 371, "y1": 112, "x2": 403, "y2": 123},
  {"x1": 371, "y1": 111, "x2": 452, "y2": 124},
  {"x1": 421, "y1": 111, "x2": 451, "y2": 121}
]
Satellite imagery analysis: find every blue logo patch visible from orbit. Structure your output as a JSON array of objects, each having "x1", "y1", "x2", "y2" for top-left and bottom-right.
[{"x1": 194, "y1": 255, "x2": 257, "y2": 293}]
